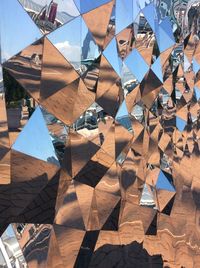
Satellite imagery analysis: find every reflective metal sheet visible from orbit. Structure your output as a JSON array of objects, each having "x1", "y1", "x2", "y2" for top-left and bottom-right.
[{"x1": 0, "y1": 1, "x2": 200, "y2": 267}]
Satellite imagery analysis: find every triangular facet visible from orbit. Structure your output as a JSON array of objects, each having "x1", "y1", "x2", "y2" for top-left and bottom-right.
[{"x1": 12, "y1": 107, "x2": 59, "y2": 166}]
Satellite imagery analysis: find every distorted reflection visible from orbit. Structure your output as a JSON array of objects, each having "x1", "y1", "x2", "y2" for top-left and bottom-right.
[
  {"x1": 1, "y1": 0, "x2": 200, "y2": 267},
  {"x1": 48, "y1": 16, "x2": 100, "y2": 72},
  {"x1": 41, "y1": 106, "x2": 69, "y2": 161},
  {"x1": 121, "y1": 64, "x2": 138, "y2": 96},
  {"x1": 131, "y1": 102, "x2": 145, "y2": 123},
  {"x1": 0, "y1": 0, "x2": 42, "y2": 63},
  {"x1": 74, "y1": 0, "x2": 112, "y2": 14},
  {"x1": 115, "y1": 100, "x2": 132, "y2": 132},
  {"x1": 140, "y1": 183, "x2": 156, "y2": 208},
  {"x1": 0, "y1": 68, "x2": 3, "y2": 93},
  {"x1": 0, "y1": 225, "x2": 27, "y2": 268},
  {"x1": 19, "y1": 0, "x2": 80, "y2": 34},
  {"x1": 73, "y1": 102, "x2": 109, "y2": 146},
  {"x1": 12, "y1": 106, "x2": 59, "y2": 166},
  {"x1": 3, "y1": 39, "x2": 43, "y2": 102}
]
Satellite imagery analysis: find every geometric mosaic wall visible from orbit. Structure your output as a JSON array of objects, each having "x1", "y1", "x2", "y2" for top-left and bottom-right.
[{"x1": 0, "y1": 0, "x2": 200, "y2": 267}]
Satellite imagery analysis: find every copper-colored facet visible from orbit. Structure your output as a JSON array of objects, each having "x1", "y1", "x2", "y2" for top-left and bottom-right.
[
  {"x1": 40, "y1": 38, "x2": 79, "y2": 100},
  {"x1": 135, "y1": 33, "x2": 154, "y2": 66},
  {"x1": 3, "y1": 39, "x2": 43, "y2": 101},
  {"x1": 116, "y1": 27, "x2": 135, "y2": 59},
  {"x1": 140, "y1": 69, "x2": 163, "y2": 108},
  {"x1": 96, "y1": 81, "x2": 122, "y2": 117},
  {"x1": 41, "y1": 78, "x2": 95, "y2": 125},
  {"x1": 55, "y1": 180, "x2": 85, "y2": 229},
  {"x1": 53, "y1": 225, "x2": 85, "y2": 268},
  {"x1": 11, "y1": 150, "x2": 59, "y2": 182},
  {"x1": 96, "y1": 55, "x2": 120, "y2": 99},
  {"x1": 0, "y1": 97, "x2": 10, "y2": 184},
  {"x1": 82, "y1": 1, "x2": 114, "y2": 49},
  {"x1": 68, "y1": 131, "x2": 100, "y2": 178}
]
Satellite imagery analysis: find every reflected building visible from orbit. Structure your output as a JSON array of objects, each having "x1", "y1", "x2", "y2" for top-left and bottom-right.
[
  {"x1": 0, "y1": 225, "x2": 27, "y2": 268},
  {"x1": 19, "y1": 0, "x2": 75, "y2": 33},
  {"x1": 12, "y1": 224, "x2": 51, "y2": 268}
]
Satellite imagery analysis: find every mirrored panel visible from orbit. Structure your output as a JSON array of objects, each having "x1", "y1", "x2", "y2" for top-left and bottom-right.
[
  {"x1": 12, "y1": 106, "x2": 59, "y2": 166},
  {"x1": 19, "y1": 0, "x2": 80, "y2": 34},
  {"x1": 0, "y1": 0, "x2": 42, "y2": 63},
  {"x1": 48, "y1": 16, "x2": 100, "y2": 72}
]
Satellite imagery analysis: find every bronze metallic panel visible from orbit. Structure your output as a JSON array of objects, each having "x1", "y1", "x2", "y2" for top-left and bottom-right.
[{"x1": 1, "y1": 1, "x2": 200, "y2": 267}]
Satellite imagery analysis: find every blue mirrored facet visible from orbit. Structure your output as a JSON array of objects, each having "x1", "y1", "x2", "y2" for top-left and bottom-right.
[
  {"x1": 103, "y1": 38, "x2": 122, "y2": 76},
  {"x1": 151, "y1": 57, "x2": 163, "y2": 83},
  {"x1": 12, "y1": 107, "x2": 59, "y2": 166},
  {"x1": 125, "y1": 49, "x2": 149, "y2": 82},
  {"x1": 142, "y1": 3, "x2": 157, "y2": 32},
  {"x1": 156, "y1": 171, "x2": 175, "y2": 192},
  {"x1": 0, "y1": 0, "x2": 42, "y2": 63},
  {"x1": 48, "y1": 16, "x2": 99, "y2": 70},
  {"x1": 194, "y1": 86, "x2": 200, "y2": 101},
  {"x1": 74, "y1": 0, "x2": 112, "y2": 14},
  {"x1": 176, "y1": 116, "x2": 187, "y2": 132},
  {"x1": 116, "y1": 0, "x2": 133, "y2": 34},
  {"x1": 193, "y1": 58, "x2": 200, "y2": 74},
  {"x1": 116, "y1": 100, "x2": 132, "y2": 132}
]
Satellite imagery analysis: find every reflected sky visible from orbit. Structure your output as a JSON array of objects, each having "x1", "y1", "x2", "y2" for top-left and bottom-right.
[
  {"x1": 48, "y1": 16, "x2": 99, "y2": 66},
  {"x1": 125, "y1": 49, "x2": 149, "y2": 82},
  {"x1": 0, "y1": 0, "x2": 42, "y2": 62},
  {"x1": 151, "y1": 57, "x2": 163, "y2": 83},
  {"x1": 142, "y1": 2, "x2": 158, "y2": 32},
  {"x1": 103, "y1": 38, "x2": 122, "y2": 76},
  {"x1": 4, "y1": 225, "x2": 15, "y2": 238},
  {"x1": 116, "y1": 100, "x2": 132, "y2": 132},
  {"x1": 194, "y1": 86, "x2": 200, "y2": 101},
  {"x1": 156, "y1": 17, "x2": 175, "y2": 53},
  {"x1": 116, "y1": 0, "x2": 133, "y2": 34},
  {"x1": 116, "y1": 100, "x2": 129, "y2": 118},
  {"x1": 12, "y1": 106, "x2": 59, "y2": 166},
  {"x1": 156, "y1": 171, "x2": 175, "y2": 192},
  {"x1": 176, "y1": 116, "x2": 187, "y2": 132},
  {"x1": 74, "y1": 0, "x2": 112, "y2": 14},
  {"x1": 141, "y1": 3, "x2": 175, "y2": 53},
  {"x1": 193, "y1": 58, "x2": 200, "y2": 74}
]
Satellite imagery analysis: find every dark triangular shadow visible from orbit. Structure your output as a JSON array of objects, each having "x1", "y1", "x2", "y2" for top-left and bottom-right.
[
  {"x1": 145, "y1": 213, "x2": 157, "y2": 235},
  {"x1": 74, "y1": 230, "x2": 100, "y2": 268},
  {"x1": 102, "y1": 200, "x2": 121, "y2": 230}
]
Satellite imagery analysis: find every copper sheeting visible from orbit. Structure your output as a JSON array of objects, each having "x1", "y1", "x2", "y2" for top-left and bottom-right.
[{"x1": 0, "y1": 0, "x2": 200, "y2": 267}]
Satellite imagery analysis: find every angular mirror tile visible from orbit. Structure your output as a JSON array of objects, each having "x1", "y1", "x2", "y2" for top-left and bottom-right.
[
  {"x1": 115, "y1": 0, "x2": 133, "y2": 35},
  {"x1": 125, "y1": 49, "x2": 149, "y2": 82},
  {"x1": 3, "y1": 38, "x2": 44, "y2": 101},
  {"x1": 156, "y1": 170, "x2": 175, "y2": 192},
  {"x1": 19, "y1": 0, "x2": 79, "y2": 34},
  {"x1": 82, "y1": 0, "x2": 114, "y2": 49},
  {"x1": 40, "y1": 37, "x2": 79, "y2": 100},
  {"x1": 115, "y1": 100, "x2": 132, "y2": 132},
  {"x1": 74, "y1": 0, "x2": 112, "y2": 14},
  {"x1": 12, "y1": 106, "x2": 59, "y2": 166},
  {"x1": 103, "y1": 38, "x2": 122, "y2": 76},
  {"x1": 0, "y1": 0, "x2": 42, "y2": 63},
  {"x1": 48, "y1": 15, "x2": 100, "y2": 72}
]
